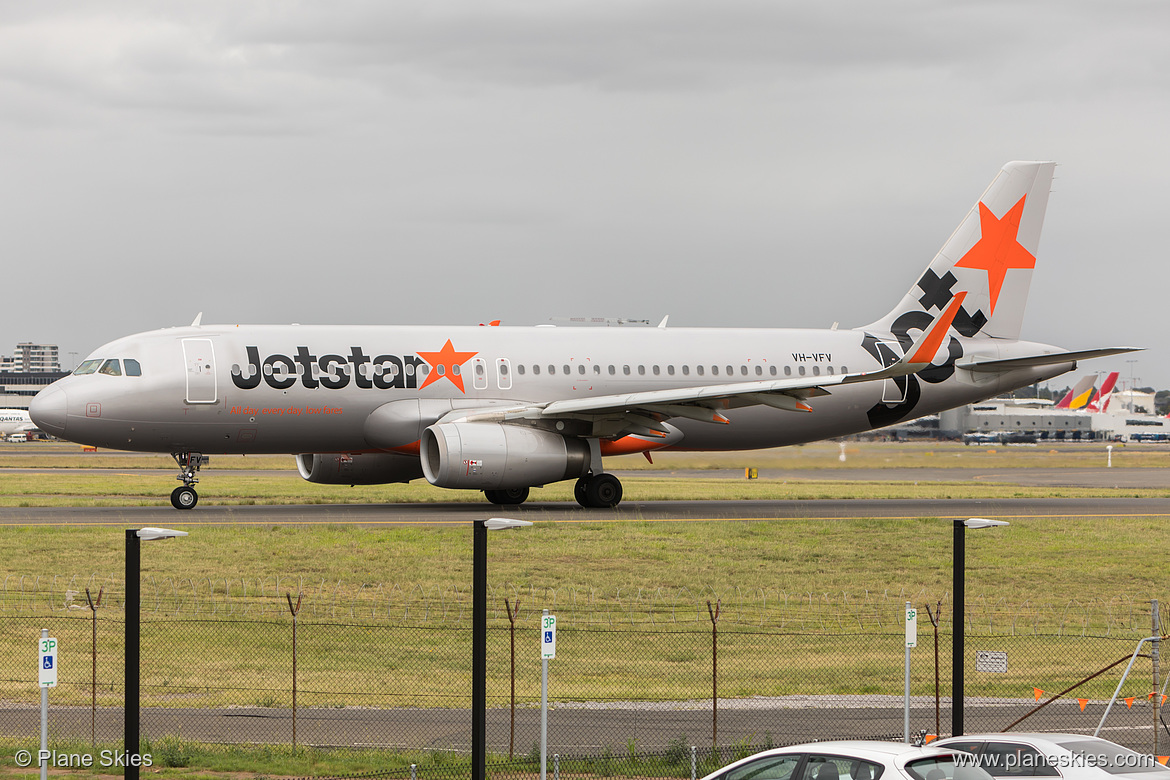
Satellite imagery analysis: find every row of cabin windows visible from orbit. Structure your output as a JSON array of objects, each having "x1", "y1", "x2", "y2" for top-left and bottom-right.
[
  {"x1": 243, "y1": 361, "x2": 851, "y2": 380},
  {"x1": 514, "y1": 363, "x2": 849, "y2": 378}
]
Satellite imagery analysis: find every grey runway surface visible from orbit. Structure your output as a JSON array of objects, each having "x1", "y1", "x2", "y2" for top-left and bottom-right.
[
  {"x1": 3, "y1": 497, "x2": 1170, "y2": 526},
  {"x1": 2, "y1": 464, "x2": 1169, "y2": 525}
]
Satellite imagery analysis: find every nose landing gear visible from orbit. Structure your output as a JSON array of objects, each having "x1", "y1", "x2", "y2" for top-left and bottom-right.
[{"x1": 170, "y1": 452, "x2": 208, "y2": 510}]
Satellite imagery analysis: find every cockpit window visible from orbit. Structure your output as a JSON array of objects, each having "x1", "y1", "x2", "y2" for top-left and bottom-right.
[
  {"x1": 99, "y1": 359, "x2": 122, "y2": 376},
  {"x1": 74, "y1": 359, "x2": 102, "y2": 375},
  {"x1": 124, "y1": 359, "x2": 142, "y2": 376}
]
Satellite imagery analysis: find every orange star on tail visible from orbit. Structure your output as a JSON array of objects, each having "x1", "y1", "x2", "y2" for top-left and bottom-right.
[{"x1": 954, "y1": 195, "x2": 1035, "y2": 316}]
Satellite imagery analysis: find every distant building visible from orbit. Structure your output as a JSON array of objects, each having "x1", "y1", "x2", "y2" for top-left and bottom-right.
[
  {"x1": 0, "y1": 370, "x2": 68, "y2": 410},
  {"x1": 939, "y1": 400, "x2": 1095, "y2": 441},
  {"x1": 12, "y1": 343, "x2": 60, "y2": 372}
]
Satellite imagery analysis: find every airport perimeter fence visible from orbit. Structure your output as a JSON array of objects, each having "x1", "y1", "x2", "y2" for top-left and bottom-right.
[{"x1": 2, "y1": 576, "x2": 1169, "y2": 776}]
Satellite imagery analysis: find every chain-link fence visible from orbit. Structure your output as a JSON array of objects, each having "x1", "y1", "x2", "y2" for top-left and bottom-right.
[{"x1": 2, "y1": 575, "x2": 1168, "y2": 775}]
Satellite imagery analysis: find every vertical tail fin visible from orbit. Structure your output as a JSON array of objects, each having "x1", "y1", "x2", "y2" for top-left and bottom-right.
[
  {"x1": 863, "y1": 161, "x2": 1056, "y2": 340},
  {"x1": 1056, "y1": 374, "x2": 1098, "y2": 410},
  {"x1": 1089, "y1": 371, "x2": 1120, "y2": 413}
]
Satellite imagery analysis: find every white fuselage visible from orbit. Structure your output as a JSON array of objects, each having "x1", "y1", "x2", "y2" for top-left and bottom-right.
[{"x1": 30, "y1": 323, "x2": 1071, "y2": 455}]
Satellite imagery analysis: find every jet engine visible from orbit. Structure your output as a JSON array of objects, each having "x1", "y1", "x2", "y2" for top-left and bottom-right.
[
  {"x1": 421, "y1": 422, "x2": 589, "y2": 490},
  {"x1": 295, "y1": 452, "x2": 423, "y2": 485}
]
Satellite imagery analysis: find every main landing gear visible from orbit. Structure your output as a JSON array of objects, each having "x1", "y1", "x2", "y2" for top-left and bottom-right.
[
  {"x1": 481, "y1": 473, "x2": 624, "y2": 508},
  {"x1": 170, "y1": 452, "x2": 208, "y2": 510},
  {"x1": 484, "y1": 487, "x2": 530, "y2": 505},
  {"x1": 575, "y1": 473, "x2": 623, "y2": 509}
]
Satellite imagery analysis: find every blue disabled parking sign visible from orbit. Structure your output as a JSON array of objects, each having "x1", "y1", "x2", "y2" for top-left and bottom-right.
[
  {"x1": 39, "y1": 637, "x2": 58, "y2": 688},
  {"x1": 541, "y1": 615, "x2": 556, "y2": 660}
]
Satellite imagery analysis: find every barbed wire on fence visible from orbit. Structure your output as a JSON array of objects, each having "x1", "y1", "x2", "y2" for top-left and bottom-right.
[{"x1": 1, "y1": 573, "x2": 1164, "y2": 636}]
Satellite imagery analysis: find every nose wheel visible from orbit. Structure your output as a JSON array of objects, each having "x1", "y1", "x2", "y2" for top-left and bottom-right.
[{"x1": 170, "y1": 451, "x2": 207, "y2": 510}]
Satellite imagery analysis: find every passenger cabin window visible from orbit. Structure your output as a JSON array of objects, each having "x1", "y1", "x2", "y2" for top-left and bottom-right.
[
  {"x1": 755, "y1": 366, "x2": 763, "y2": 376},
  {"x1": 99, "y1": 359, "x2": 122, "y2": 376},
  {"x1": 74, "y1": 359, "x2": 102, "y2": 375}
]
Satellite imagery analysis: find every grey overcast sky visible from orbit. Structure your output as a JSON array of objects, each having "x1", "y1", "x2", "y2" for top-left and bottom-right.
[{"x1": 1, "y1": 1, "x2": 1165, "y2": 389}]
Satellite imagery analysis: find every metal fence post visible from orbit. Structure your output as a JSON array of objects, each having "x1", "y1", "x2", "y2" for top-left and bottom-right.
[
  {"x1": 506, "y1": 597, "x2": 520, "y2": 758},
  {"x1": 410, "y1": 763, "x2": 417, "y2": 780},
  {"x1": 286, "y1": 592, "x2": 302, "y2": 747},
  {"x1": 85, "y1": 586, "x2": 103, "y2": 749},
  {"x1": 708, "y1": 599, "x2": 721, "y2": 748},
  {"x1": 692, "y1": 745, "x2": 697, "y2": 780},
  {"x1": 554, "y1": 753, "x2": 559, "y2": 780},
  {"x1": 925, "y1": 601, "x2": 942, "y2": 738}
]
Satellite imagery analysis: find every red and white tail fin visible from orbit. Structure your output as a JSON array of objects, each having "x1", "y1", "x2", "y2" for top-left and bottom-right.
[
  {"x1": 863, "y1": 161, "x2": 1055, "y2": 341},
  {"x1": 1055, "y1": 374, "x2": 1097, "y2": 410},
  {"x1": 1088, "y1": 371, "x2": 1119, "y2": 412}
]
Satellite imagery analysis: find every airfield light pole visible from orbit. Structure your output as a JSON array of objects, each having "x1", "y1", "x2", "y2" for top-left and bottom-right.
[
  {"x1": 952, "y1": 518, "x2": 1008, "y2": 737},
  {"x1": 125, "y1": 528, "x2": 188, "y2": 780},
  {"x1": 473, "y1": 518, "x2": 532, "y2": 780}
]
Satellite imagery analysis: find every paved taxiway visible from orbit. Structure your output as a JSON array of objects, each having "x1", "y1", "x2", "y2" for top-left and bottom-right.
[
  {"x1": 2, "y1": 464, "x2": 1168, "y2": 525},
  {"x1": 4, "y1": 498, "x2": 1170, "y2": 526}
]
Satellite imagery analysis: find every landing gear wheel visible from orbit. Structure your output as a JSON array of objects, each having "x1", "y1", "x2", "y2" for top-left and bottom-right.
[
  {"x1": 484, "y1": 486, "x2": 530, "y2": 505},
  {"x1": 581, "y1": 473, "x2": 623, "y2": 508},
  {"x1": 574, "y1": 478, "x2": 589, "y2": 506},
  {"x1": 170, "y1": 485, "x2": 198, "y2": 510}
]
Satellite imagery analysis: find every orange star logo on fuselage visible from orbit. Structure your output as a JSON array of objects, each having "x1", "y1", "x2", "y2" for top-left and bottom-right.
[{"x1": 416, "y1": 340, "x2": 479, "y2": 393}]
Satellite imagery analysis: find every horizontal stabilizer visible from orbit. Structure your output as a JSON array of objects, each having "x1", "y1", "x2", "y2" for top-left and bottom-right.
[{"x1": 957, "y1": 347, "x2": 1142, "y2": 373}]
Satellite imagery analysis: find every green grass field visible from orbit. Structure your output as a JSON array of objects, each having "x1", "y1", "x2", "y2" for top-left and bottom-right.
[{"x1": 3, "y1": 440, "x2": 1170, "y2": 780}]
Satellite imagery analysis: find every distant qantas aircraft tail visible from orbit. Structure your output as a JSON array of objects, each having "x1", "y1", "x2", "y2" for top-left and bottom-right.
[
  {"x1": 862, "y1": 161, "x2": 1056, "y2": 342},
  {"x1": 1088, "y1": 371, "x2": 1120, "y2": 412}
]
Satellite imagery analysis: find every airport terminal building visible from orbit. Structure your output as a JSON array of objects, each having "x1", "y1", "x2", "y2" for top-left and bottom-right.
[
  {"x1": 938, "y1": 395, "x2": 1168, "y2": 442},
  {"x1": 0, "y1": 342, "x2": 67, "y2": 410}
]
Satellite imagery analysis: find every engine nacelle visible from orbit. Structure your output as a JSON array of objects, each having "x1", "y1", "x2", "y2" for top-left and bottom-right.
[
  {"x1": 296, "y1": 452, "x2": 423, "y2": 485},
  {"x1": 421, "y1": 423, "x2": 589, "y2": 490}
]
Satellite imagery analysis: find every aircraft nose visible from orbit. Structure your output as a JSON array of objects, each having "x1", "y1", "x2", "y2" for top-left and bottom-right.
[{"x1": 29, "y1": 384, "x2": 68, "y2": 437}]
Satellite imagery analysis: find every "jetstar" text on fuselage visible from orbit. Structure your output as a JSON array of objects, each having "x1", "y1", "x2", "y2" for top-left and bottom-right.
[{"x1": 231, "y1": 346, "x2": 426, "y2": 390}]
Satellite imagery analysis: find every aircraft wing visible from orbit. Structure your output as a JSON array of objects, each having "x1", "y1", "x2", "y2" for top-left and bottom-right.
[
  {"x1": 458, "y1": 292, "x2": 969, "y2": 436},
  {"x1": 956, "y1": 346, "x2": 1142, "y2": 372}
]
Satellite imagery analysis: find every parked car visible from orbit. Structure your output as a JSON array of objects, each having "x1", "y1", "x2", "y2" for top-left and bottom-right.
[
  {"x1": 701, "y1": 740, "x2": 996, "y2": 780},
  {"x1": 933, "y1": 733, "x2": 1170, "y2": 780}
]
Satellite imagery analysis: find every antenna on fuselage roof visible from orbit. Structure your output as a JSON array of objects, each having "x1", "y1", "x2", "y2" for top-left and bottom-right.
[
  {"x1": 190, "y1": 312, "x2": 203, "y2": 327},
  {"x1": 549, "y1": 317, "x2": 653, "y2": 327}
]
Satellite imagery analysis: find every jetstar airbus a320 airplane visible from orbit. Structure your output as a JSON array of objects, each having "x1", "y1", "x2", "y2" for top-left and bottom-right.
[{"x1": 30, "y1": 161, "x2": 1137, "y2": 510}]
